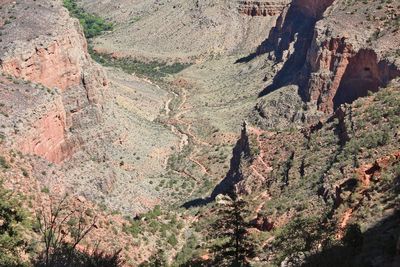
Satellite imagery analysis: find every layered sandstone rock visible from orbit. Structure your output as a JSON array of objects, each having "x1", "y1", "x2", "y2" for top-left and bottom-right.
[
  {"x1": 17, "y1": 96, "x2": 73, "y2": 164},
  {"x1": 0, "y1": 0, "x2": 107, "y2": 163},
  {"x1": 0, "y1": 76, "x2": 78, "y2": 163},
  {"x1": 238, "y1": 0, "x2": 290, "y2": 16},
  {"x1": 258, "y1": 0, "x2": 400, "y2": 113},
  {"x1": 306, "y1": 25, "x2": 400, "y2": 113}
]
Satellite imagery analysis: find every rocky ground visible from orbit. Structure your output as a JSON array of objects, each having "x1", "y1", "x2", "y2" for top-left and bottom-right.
[
  {"x1": 0, "y1": 0, "x2": 399, "y2": 266},
  {"x1": 78, "y1": 0, "x2": 283, "y2": 62}
]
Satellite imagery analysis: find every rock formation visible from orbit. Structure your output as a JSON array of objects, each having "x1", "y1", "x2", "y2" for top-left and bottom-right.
[
  {"x1": 0, "y1": 0, "x2": 108, "y2": 163},
  {"x1": 238, "y1": 0, "x2": 290, "y2": 16},
  {"x1": 306, "y1": 35, "x2": 400, "y2": 112}
]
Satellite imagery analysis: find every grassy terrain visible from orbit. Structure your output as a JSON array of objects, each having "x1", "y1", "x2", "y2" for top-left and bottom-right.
[
  {"x1": 90, "y1": 49, "x2": 191, "y2": 81},
  {"x1": 63, "y1": 0, "x2": 113, "y2": 38}
]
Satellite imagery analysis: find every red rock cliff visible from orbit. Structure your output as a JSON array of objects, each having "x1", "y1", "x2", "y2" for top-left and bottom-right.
[
  {"x1": 0, "y1": 0, "x2": 108, "y2": 163},
  {"x1": 306, "y1": 29, "x2": 400, "y2": 113},
  {"x1": 16, "y1": 95, "x2": 79, "y2": 164},
  {"x1": 238, "y1": 1, "x2": 290, "y2": 16}
]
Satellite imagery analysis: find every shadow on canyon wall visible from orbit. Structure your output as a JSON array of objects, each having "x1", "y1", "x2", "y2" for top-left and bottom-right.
[
  {"x1": 182, "y1": 123, "x2": 250, "y2": 209},
  {"x1": 303, "y1": 210, "x2": 400, "y2": 267},
  {"x1": 236, "y1": 1, "x2": 335, "y2": 100}
]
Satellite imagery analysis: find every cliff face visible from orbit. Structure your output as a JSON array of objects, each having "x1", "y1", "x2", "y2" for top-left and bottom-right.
[
  {"x1": 16, "y1": 96, "x2": 74, "y2": 164},
  {"x1": 238, "y1": 1, "x2": 290, "y2": 16},
  {"x1": 0, "y1": 0, "x2": 107, "y2": 163},
  {"x1": 256, "y1": 0, "x2": 400, "y2": 113},
  {"x1": 302, "y1": 0, "x2": 400, "y2": 113},
  {"x1": 0, "y1": 76, "x2": 79, "y2": 164},
  {"x1": 306, "y1": 32, "x2": 400, "y2": 113},
  {"x1": 1, "y1": 30, "x2": 84, "y2": 92}
]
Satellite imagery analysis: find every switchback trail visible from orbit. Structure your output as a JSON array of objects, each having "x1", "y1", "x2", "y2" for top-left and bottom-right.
[{"x1": 163, "y1": 84, "x2": 211, "y2": 183}]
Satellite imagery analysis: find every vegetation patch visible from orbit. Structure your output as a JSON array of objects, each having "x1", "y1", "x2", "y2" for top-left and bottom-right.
[
  {"x1": 90, "y1": 49, "x2": 191, "y2": 80},
  {"x1": 63, "y1": 0, "x2": 113, "y2": 38}
]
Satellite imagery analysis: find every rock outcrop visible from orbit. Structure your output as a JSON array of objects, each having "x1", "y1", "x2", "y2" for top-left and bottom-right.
[
  {"x1": 257, "y1": 0, "x2": 400, "y2": 113},
  {"x1": 300, "y1": 0, "x2": 400, "y2": 113},
  {"x1": 238, "y1": 0, "x2": 290, "y2": 16},
  {"x1": 306, "y1": 35, "x2": 400, "y2": 112},
  {"x1": 16, "y1": 96, "x2": 76, "y2": 164},
  {"x1": 0, "y1": 0, "x2": 107, "y2": 163}
]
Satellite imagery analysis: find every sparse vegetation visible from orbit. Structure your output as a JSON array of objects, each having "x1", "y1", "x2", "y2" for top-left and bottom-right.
[
  {"x1": 89, "y1": 49, "x2": 191, "y2": 80},
  {"x1": 0, "y1": 182, "x2": 27, "y2": 266},
  {"x1": 63, "y1": 0, "x2": 113, "y2": 38}
]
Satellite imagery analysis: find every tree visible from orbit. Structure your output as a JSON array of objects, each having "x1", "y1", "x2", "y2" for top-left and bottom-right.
[
  {"x1": 34, "y1": 195, "x2": 123, "y2": 267},
  {"x1": 0, "y1": 183, "x2": 27, "y2": 266},
  {"x1": 209, "y1": 197, "x2": 255, "y2": 267},
  {"x1": 138, "y1": 249, "x2": 168, "y2": 267}
]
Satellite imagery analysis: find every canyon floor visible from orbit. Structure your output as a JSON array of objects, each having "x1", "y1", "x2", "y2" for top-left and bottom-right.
[{"x1": 0, "y1": 0, "x2": 399, "y2": 266}]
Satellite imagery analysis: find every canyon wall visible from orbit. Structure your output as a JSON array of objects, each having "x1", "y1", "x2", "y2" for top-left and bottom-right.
[
  {"x1": 306, "y1": 22, "x2": 400, "y2": 113},
  {"x1": 256, "y1": 0, "x2": 400, "y2": 113},
  {"x1": 16, "y1": 96, "x2": 74, "y2": 164},
  {"x1": 238, "y1": 1, "x2": 290, "y2": 16},
  {"x1": 0, "y1": 0, "x2": 107, "y2": 163}
]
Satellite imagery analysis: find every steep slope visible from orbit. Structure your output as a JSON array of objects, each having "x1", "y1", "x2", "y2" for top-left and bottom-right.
[
  {"x1": 306, "y1": 0, "x2": 400, "y2": 113},
  {"x1": 177, "y1": 0, "x2": 400, "y2": 266},
  {"x1": 79, "y1": 0, "x2": 285, "y2": 62},
  {"x1": 0, "y1": 0, "x2": 182, "y2": 215},
  {"x1": 253, "y1": 0, "x2": 400, "y2": 128},
  {"x1": 1, "y1": 0, "x2": 399, "y2": 266},
  {"x1": 0, "y1": 0, "x2": 107, "y2": 163},
  {"x1": 188, "y1": 80, "x2": 400, "y2": 266}
]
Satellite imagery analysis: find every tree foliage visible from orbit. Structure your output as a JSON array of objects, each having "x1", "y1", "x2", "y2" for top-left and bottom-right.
[
  {"x1": 34, "y1": 195, "x2": 123, "y2": 267},
  {"x1": 63, "y1": 0, "x2": 113, "y2": 38},
  {"x1": 272, "y1": 216, "x2": 329, "y2": 264},
  {"x1": 208, "y1": 197, "x2": 255, "y2": 266},
  {"x1": 0, "y1": 183, "x2": 27, "y2": 267}
]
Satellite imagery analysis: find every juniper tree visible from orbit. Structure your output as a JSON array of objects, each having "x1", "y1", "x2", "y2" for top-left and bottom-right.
[{"x1": 209, "y1": 197, "x2": 255, "y2": 267}]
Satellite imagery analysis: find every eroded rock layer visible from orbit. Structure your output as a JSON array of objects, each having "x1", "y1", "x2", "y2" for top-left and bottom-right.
[
  {"x1": 307, "y1": 39, "x2": 400, "y2": 112},
  {"x1": 0, "y1": 0, "x2": 108, "y2": 163},
  {"x1": 238, "y1": 0, "x2": 290, "y2": 16}
]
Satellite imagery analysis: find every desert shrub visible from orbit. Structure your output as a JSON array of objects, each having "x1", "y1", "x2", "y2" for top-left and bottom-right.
[
  {"x1": 0, "y1": 155, "x2": 10, "y2": 169},
  {"x1": 272, "y1": 216, "x2": 328, "y2": 264},
  {"x1": 342, "y1": 224, "x2": 363, "y2": 248},
  {"x1": 63, "y1": 0, "x2": 113, "y2": 38},
  {"x1": 361, "y1": 129, "x2": 390, "y2": 149},
  {"x1": 89, "y1": 50, "x2": 191, "y2": 80},
  {"x1": 0, "y1": 182, "x2": 27, "y2": 266},
  {"x1": 123, "y1": 220, "x2": 141, "y2": 238}
]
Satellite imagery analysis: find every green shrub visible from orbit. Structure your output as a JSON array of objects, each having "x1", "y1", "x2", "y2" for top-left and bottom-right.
[
  {"x1": 89, "y1": 49, "x2": 191, "y2": 80},
  {"x1": 123, "y1": 221, "x2": 141, "y2": 238},
  {"x1": 342, "y1": 224, "x2": 363, "y2": 248},
  {"x1": 63, "y1": 0, "x2": 113, "y2": 38},
  {"x1": 0, "y1": 183, "x2": 27, "y2": 266},
  {"x1": 273, "y1": 216, "x2": 327, "y2": 263},
  {"x1": 0, "y1": 155, "x2": 9, "y2": 169},
  {"x1": 167, "y1": 234, "x2": 178, "y2": 247}
]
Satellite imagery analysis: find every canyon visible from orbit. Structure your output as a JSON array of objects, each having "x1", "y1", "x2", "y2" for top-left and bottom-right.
[
  {"x1": 238, "y1": 0, "x2": 291, "y2": 16},
  {"x1": 0, "y1": 0, "x2": 399, "y2": 266}
]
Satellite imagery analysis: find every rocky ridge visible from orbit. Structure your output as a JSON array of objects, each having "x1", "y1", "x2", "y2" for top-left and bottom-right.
[
  {"x1": 0, "y1": 0, "x2": 107, "y2": 163},
  {"x1": 0, "y1": 0, "x2": 399, "y2": 266},
  {"x1": 238, "y1": 0, "x2": 291, "y2": 16}
]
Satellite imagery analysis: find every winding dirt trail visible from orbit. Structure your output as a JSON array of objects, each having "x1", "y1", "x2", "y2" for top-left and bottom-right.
[
  {"x1": 336, "y1": 208, "x2": 353, "y2": 239},
  {"x1": 248, "y1": 126, "x2": 273, "y2": 174},
  {"x1": 164, "y1": 85, "x2": 210, "y2": 178}
]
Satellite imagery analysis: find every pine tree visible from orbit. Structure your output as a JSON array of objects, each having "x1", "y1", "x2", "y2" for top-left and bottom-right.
[
  {"x1": 209, "y1": 197, "x2": 255, "y2": 267},
  {"x1": 0, "y1": 183, "x2": 26, "y2": 267}
]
